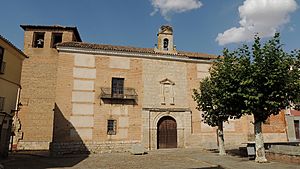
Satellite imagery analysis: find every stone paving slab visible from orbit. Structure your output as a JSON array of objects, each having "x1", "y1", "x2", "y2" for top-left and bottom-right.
[{"x1": 0, "y1": 148, "x2": 299, "y2": 169}]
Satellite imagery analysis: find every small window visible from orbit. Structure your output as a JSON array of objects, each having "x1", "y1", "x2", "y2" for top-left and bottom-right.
[
  {"x1": 51, "y1": 33, "x2": 63, "y2": 48},
  {"x1": 163, "y1": 38, "x2": 169, "y2": 50},
  {"x1": 33, "y1": 32, "x2": 45, "y2": 48},
  {"x1": 0, "y1": 97, "x2": 5, "y2": 112},
  {"x1": 0, "y1": 61, "x2": 6, "y2": 74},
  {"x1": 111, "y1": 78, "x2": 124, "y2": 98},
  {"x1": 294, "y1": 120, "x2": 300, "y2": 139},
  {"x1": 107, "y1": 120, "x2": 116, "y2": 135},
  {"x1": 0, "y1": 47, "x2": 4, "y2": 74}
]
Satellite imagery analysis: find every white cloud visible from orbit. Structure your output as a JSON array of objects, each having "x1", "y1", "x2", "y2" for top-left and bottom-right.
[
  {"x1": 216, "y1": 0, "x2": 298, "y2": 45},
  {"x1": 150, "y1": 0, "x2": 203, "y2": 20},
  {"x1": 289, "y1": 26, "x2": 295, "y2": 32}
]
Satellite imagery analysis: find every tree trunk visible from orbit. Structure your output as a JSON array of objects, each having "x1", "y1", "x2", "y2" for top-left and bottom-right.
[
  {"x1": 254, "y1": 118, "x2": 268, "y2": 163},
  {"x1": 217, "y1": 121, "x2": 226, "y2": 156}
]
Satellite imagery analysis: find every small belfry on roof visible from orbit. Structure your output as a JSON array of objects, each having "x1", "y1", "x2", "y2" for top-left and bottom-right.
[{"x1": 159, "y1": 25, "x2": 173, "y2": 33}]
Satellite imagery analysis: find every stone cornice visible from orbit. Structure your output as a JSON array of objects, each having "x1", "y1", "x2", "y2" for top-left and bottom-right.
[
  {"x1": 142, "y1": 107, "x2": 191, "y2": 112},
  {"x1": 57, "y1": 46, "x2": 213, "y2": 64}
]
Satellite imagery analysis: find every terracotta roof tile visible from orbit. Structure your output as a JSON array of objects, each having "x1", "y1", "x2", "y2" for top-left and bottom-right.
[
  {"x1": 291, "y1": 110, "x2": 300, "y2": 116},
  {"x1": 57, "y1": 42, "x2": 217, "y2": 59}
]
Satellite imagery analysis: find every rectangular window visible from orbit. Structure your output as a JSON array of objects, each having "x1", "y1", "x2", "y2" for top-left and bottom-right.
[
  {"x1": 0, "y1": 46, "x2": 4, "y2": 74},
  {"x1": 0, "y1": 61, "x2": 6, "y2": 74},
  {"x1": 107, "y1": 120, "x2": 116, "y2": 135},
  {"x1": 295, "y1": 120, "x2": 300, "y2": 140},
  {"x1": 111, "y1": 78, "x2": 124, "y2": 98},
  {"x1": 0, "y1": 97, "x2": 5, "y2": 112},
  {"x1": 33, "y1": 32, "x2": 45, "y2": 48},
  {"x1": 51, "y1": 33, "x2": 63, "y2": 48}
]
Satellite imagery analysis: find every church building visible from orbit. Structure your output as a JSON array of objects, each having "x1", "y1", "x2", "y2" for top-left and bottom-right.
[{"x1": 15, "y1": 25, "x2": 288, "y2": 154}]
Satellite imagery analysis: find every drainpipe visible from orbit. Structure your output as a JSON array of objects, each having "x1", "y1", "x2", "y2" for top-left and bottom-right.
[
  {"x1": 16, "y1": 88, "x2": 21, "y2": 110},
  {"x1": 149, "y1": 111, "x2": 151, "y2": 150}
]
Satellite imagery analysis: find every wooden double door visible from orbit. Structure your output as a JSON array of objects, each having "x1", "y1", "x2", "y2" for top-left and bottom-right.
[{"x1": 157, "y1": 116, "x2": 177, "y2": 149}]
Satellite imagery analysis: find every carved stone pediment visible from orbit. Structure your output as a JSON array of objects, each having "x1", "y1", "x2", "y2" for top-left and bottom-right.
[{"x1": 160, "y1": 78, "x2": 175, "y2": 85}]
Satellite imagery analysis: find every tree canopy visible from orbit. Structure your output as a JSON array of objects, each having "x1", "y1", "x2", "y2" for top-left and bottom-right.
[
  {"x1": 193, "y1": 33, "x2": 300, "y2": 162},
  {"x1": 195, "y1": 33, "x2": 300, "y2": 124},
  {"x1": 236, "y1": 33, "x2": 300, "y2": 122},
  {"x1": 193, "y1": 51, "x2": 244, "y2": 126}
]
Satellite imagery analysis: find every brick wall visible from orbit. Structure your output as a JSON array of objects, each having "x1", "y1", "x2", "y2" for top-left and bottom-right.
[{"x1": 18, "y1": 28, "x2": 77, "y2": 149}]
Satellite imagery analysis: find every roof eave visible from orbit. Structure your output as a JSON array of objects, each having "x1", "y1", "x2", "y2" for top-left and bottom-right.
[
  {"x1": 0, "y1": 35, "x2": 28, "y2": 58},
  {"x1": 20, "y1": 25, "x2": 82, "y2": 42},
  {"x1": 57, "y1": 42, "x2": 217, "y2": 60},
  {"x1": 57, "y1": 45, "x2": 214, "y2": 64}
]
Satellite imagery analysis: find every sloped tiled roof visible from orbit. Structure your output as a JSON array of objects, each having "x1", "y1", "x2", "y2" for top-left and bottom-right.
[
  {"x1": 20, "y1": 25, "x2": 82, "y2": 42},
  {"x1": 57, "y1": 41, "x2": 217, "y2": 60},
  {"x1": 291, "y1": 110, "x2": 300, "y2": 116},
  {"x1": 0, "y1": 34, "x2": 28, "y2": 58}
]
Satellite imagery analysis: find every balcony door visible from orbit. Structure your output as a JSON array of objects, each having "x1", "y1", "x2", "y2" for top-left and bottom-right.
[{"x1": 112, "y1": 78, "x2": 124, "y2": 98}]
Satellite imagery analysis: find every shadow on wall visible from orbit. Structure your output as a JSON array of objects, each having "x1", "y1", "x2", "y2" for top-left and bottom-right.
[
  {"x1": 1, "y1": 104, "x2": 90, "y2": 169},
  {"x1": 50, "y1": 103, "x2": 89, "y2": 164},
  {"x1": 101, "y1": 98, "x2": 138, "y2": 105}
]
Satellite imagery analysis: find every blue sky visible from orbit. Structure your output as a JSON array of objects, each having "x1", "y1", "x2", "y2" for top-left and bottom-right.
[{"x1": 0, "y1": 0, "x2": 299, "y2": 55}]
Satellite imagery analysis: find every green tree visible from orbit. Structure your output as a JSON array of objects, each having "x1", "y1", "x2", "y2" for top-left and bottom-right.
[
  {"x1": 194, "y1": 33, "x2": 300, "y2": 162},
  {"x1": 193, "y1": 78, "x2": 229, "y2": 155},
  {"x1": 238, "y1": 34, "x2": 300, "y2": 162},
  {"x1": 193, "y1": 53, "x2": 245, "y2": 155}
]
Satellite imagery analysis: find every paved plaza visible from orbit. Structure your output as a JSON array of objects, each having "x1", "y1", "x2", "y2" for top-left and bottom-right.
[{"x1": 0, "y1": 148, "x2": 299, "y2": 169}]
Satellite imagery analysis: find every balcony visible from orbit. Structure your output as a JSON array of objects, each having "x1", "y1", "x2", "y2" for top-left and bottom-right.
[{"x1": 100, "y1": 87, "x2": 138, "y2": 101}]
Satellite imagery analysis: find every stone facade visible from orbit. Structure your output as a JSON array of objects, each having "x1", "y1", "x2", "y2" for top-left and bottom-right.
[
  {"x1": 16, "y1": 25, "x2": 289, "y2": 154},
  {"x1": 285, "y1": 109, "x2": 300, "y2": 141}
]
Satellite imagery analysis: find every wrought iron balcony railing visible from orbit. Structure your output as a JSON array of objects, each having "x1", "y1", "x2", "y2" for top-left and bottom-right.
[{"x1": 100, "y1": 87, "x2": 138, "y2": 100}]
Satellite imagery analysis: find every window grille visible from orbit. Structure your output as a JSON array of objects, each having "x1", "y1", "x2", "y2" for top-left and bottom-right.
[{"x1": 107, "y1": 120, "x2": 116, "y2": 135}]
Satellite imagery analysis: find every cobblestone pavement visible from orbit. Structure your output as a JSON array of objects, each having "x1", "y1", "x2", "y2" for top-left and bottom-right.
[{"x1": 0, "y1": 148, "x2": 299, "y2": 169}]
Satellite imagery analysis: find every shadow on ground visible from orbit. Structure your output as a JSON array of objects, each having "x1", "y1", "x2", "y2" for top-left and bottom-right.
[
  {"x1": 0, "y1": 153, "x2": 89, "y2": 169},
  {"x1": 207, "y1": 148, "x2": 249, "y2": 158},
  {"x1": 188, "y1": 166, "x2": 225, "y2": 169}
]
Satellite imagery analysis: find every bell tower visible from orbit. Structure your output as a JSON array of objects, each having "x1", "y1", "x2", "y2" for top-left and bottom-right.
[
  {"x1": 155, "y1": 25, "x2": 177, "y2": 54},
  {"x1": 17, "y1": 25, "x2": 82, "y2": 150}
]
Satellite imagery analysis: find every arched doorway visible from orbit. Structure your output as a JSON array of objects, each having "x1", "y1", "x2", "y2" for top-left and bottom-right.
[{"x1": 157, "y1": 116, "x2": 177, "y2": 149}]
